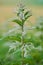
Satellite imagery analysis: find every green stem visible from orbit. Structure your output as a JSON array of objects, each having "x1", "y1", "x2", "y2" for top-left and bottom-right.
[{"x1": 21, "y1": 24, "x2": 25, "y2": 65}]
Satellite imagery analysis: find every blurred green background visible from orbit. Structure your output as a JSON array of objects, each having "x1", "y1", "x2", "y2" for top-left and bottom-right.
[{"x1": 0, "y1": 0, "x2": 43, "y2": 6}]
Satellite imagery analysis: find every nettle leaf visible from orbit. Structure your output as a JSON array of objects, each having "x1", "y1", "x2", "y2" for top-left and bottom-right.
[
  {"x1": 12, "y1": 19, "x2": 22, "y2": 26},
  {"x1": 25, "y1": 14, "x2": 32, "y2": 21},
  {"x1": 24, "y1": 11, "x2": 32, "y2": 22},
  {"x1": 24, "y1": 11, "x2": 29, "y2": 17}
]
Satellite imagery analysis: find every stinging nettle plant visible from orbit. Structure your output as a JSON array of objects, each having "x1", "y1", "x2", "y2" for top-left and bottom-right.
[
  {"x1": 0, "y1": 3, "x2": 43, "y2": 65},
  {"x1": 2, "y1": 3, "x2": 32, "y2": 65},
  {"x1": 11, "y1": 4, "x2": 32, "y2": 65}
]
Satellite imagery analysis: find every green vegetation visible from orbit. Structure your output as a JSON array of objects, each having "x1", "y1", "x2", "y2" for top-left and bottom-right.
[{"x1": 0, "y1": 3, "x2": 43, "y2": 65}]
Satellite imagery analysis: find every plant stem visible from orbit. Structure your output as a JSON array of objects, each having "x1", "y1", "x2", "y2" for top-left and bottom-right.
[{"x1": 21, "y1": 24, "x2": 25, "y2": 65}]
